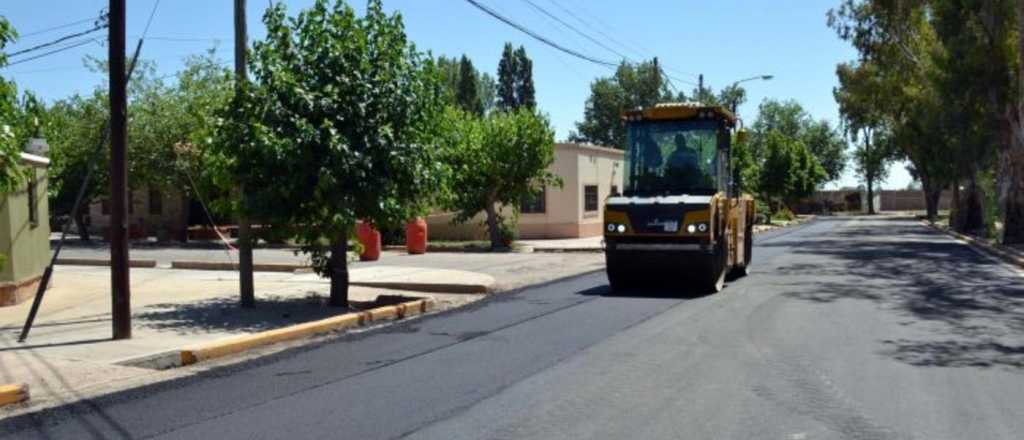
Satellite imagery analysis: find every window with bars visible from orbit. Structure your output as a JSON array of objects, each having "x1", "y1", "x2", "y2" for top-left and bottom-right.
[
  {"x1": 521, "y1": 186, "x2": 546, "y2": 214},
  {"x1": 584, "y1": 185, "x2": 598, "y2": 212}
]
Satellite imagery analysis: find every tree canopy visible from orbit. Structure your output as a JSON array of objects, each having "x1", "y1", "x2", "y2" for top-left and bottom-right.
[
  {"x1": 212, "y1": 0, "x2": 448, "y2": 306},
  {"x1": 440, "y1": 107, "x2": 560, "y2": 249}
]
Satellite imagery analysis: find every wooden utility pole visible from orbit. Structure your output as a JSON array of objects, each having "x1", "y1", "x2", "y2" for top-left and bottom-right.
[
  {"x1": 235, "y1": 0, "x2": 255, "y2": 307},
  {"x1": 109, "y1": 0, "x2": 131, "y2": 339}
]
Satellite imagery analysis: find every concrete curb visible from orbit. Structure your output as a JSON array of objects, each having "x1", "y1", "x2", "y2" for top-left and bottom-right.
[
  {"x1": 349, "y1": 280, "x2": 489, "y2": 294},
  {"x1": 170, "y1": 261, "x2": 308, "y2": 272},
  {"x1": 0, "y1": 383, "x2": 29, "y2": 407},
  {"x1": 117, "y1": 298, "x2": 434, "y2": 370},
  {"x1": 923, "y1": 221, "x2": 1024, "y2": 269},
  {"x1": 56, "y1": 258, "x2": 157, "y2": 268}
]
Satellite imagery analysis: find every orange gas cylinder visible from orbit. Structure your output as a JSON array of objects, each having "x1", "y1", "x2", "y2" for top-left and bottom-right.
[
  {"x1": 356, "y1": 222, "x2": 381, "y2": 261},
  {"x1": 405, "y1": 217, "x2": 427, "y2": 254}
]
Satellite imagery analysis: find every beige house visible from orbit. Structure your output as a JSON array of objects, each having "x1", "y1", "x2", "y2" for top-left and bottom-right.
[
  {"x1": 88, "y1": 186, "x2": 189, "y2": 241},
  {"x1": 428, "y1": 142, "x2": 624, "y2": 240}
]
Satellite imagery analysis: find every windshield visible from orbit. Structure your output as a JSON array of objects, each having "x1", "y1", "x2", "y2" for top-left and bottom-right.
[{"x1": 623, "y1": 119, "x2": 720, "y2": 197}]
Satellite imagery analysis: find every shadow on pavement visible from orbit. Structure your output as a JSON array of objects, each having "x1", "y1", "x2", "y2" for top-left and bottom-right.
[
  {"x1": 765, "y1": 219, "x2": 1024, "y2": 370},
  {"x1": 576, "y1": 283, "x2": 713, "y2": 299},
  {"x1": 134, "y1": 293, "x2": 351, "y2": 335}
]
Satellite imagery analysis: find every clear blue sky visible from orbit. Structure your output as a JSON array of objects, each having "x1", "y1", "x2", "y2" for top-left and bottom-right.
[{"x1": 1, "y1": 0, "x2": 911, "y2": 190}]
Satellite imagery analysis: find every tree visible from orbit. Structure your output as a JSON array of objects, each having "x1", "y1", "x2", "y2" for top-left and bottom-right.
[
  {"x1": 497, "y1": 43, "x2": 518, "y2": 111},
  {"x1": 0, "y1": 17, "x2": 27, "y2": 193},
  {"x1": 439, "y1": 54, "x2": 495, "y2": 116},
  {"x1": 456, "y1": 55, "x2": 483, "y2": 116},
  {"x1": 758, "y1": 131, "x2": 826, "y2": 215},
  {"x1": 496, "y1": 43, "x2": 535, "y2": 112},
  {"x1": 441, "y1": 107, "x2": 561, "y2": 249},
  {"x1": 479, "y1": 72, "x2": 497, "y2": 114},
  {"x1": 850, "y1": 127, "x2": 896, "y2": 214},
  {"x1": 573, "y1": 60, "x2": 671, "y2": 148},
  {"x1": 212, "y1": 0, "x2": 447, "y2": 307},
  {"x1": 514, "y1": 46, "x2": 535, "y2": 110},
  {"x1": 801, "y1": 119, "x2": 848, "y2": 183},
  {"x1": 758, "y1": 132, "x2": 798, "y2": 215}
]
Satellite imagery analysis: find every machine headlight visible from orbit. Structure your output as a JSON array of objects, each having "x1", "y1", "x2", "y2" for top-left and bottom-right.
[
  {"x1": 617, "y1": 224, "x2": 626, "y2": 233},
  {"x1": 607, "y1": 223, "x2": 616, "y2": 232},
  {"x1": 698, "y1": 223, "x2": 708, "y2": 232},
  {"x1": 687, "y1": 224, "x2": 696, "y2": 234}
]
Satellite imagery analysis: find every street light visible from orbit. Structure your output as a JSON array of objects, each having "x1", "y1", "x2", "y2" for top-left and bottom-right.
[{"x1": 728, "y1": 75, "x2": 773, "y2": 114}]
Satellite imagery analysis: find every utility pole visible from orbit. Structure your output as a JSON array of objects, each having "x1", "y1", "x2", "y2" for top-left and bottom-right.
[
  {"x1": 109, "y1": 0, "x2": 131, "y2": 339},
  {"x1": 235, "y1": 0, "x2": 255, "y2": 307}
]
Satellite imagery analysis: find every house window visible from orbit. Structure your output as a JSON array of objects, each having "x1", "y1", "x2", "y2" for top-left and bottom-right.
[
  {"x1": 584, "y1": 185, "x2": 598, "y2": 212},
  {"x1": 611, "y1": 185, "x2": 619, "y2": 197},
  {"x1": 27, "y1": 169, "x2": 38, "y2": 227},
  {"x1": 149, "y1": 188, "x2": 163, "y2": 215},
  {"x1": 521, "y1": 186, "x2": 546, "y2": 214}
]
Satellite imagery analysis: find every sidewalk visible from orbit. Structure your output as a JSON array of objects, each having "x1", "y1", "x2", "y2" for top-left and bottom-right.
[{"x1": 0, "y1": 251, "x2": 604, "y2": 416}]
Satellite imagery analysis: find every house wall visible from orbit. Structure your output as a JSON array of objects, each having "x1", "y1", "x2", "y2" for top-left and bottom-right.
[
  {"x1": 428, "y1": 143, "x2": 623, "y2": 240},
  {"x1": 89, "y1": 187, "x2": 187, "y2": 239},
  {"x1": 0, "y1": 155, "x2": 52, "y2": 306}
]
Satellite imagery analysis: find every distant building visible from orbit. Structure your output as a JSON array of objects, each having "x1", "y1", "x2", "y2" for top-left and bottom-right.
[
  {"x1": 428, "y1": 142, "x2": 624, "y2": 240},
  {"x1": 88, "y1": 187, "x2": 190, "y2": 241}
]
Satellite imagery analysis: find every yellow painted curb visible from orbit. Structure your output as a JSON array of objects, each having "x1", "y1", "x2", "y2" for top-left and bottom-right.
[
  {"x1": 0, "y1": 383, "x2": 29, "y2": 406},
  {"x1": 180, "y1": 298, "x2": 434, "y2": 366}
]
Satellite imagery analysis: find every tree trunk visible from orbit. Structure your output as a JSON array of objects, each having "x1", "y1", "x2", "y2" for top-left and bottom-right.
[
  {"x1": 866, "y1": 175, "x2": 876, "y2": 215},
  {"x1": 483, "y1": 199, "x2": 503, "y2": 250},
  {"x1": 1004, "y1": 0, "x2": 1024, "y2": 244},
  {"x1": 920, "y1": 173, "x2": 941, "y2": 223},
  {"x1": 74, "y1": 210, "x2": 91, "y2": 242},
  {"x1": 177, "y1": 192, "x2": 190, "y2": 242},
  {"x1": 1003, "y1": 149, "x2": 1024, "y2": 244},
  {"x1": 953, "y1": 172, "x2": 985, "y2": 234},
  {"x1": 328, "y1": 235, "x2": 349, "y2": 307}
]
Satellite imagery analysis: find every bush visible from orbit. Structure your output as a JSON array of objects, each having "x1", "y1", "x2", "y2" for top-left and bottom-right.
[{"x1": 774, "y1": 207, "x2": 796, "y2": 222}]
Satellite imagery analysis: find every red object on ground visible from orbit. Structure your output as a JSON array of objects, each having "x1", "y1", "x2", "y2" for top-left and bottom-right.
[
  {"x1": 357, "y1": 222, "x2": 382, "y2": 261},
  {"x1": 405, "y1": 217, "x2": 428, "y2": 254}
]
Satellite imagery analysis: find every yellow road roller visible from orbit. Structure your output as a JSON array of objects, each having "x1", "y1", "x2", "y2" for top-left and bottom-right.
[{"x1": 604, "y1": 102, "x2": 754, "y2": 293}]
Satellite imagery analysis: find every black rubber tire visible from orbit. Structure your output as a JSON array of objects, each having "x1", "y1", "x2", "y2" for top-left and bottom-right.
[
  {"x1": 705, "y1": 236, "x2": 727, "y2": 293},
  {"x1": 730, "y1": 222, "x2": 754, "y2": 279},
  {"x1": 605, "y1": 251, "x2": 629, "y2": 292}
]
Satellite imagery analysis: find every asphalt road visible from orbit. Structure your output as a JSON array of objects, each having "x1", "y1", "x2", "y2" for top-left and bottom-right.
[{"x1": 5, "y1": 216, "x2": 1024, "y2": 439}]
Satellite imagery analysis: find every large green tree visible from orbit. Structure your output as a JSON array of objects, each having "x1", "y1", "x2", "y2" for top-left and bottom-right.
[
  {"x1": 0, "y1": 17, "x2": 26, "y2": 193},
  {"x1": 438, "y1": 54, "x2": 495, "y2": 116},
  {"x1": 441, "y1": 107, "x2": 560, "y2": 249},
  {"x1": 572, "y1": 60, "x2": 671, "y2": 148},
  {"x1": 456, "y1": 55, "x2": 484, "y2": 116},
  {"x1": 749, "y1": 99, "x2": 847, "y2": 184},
  {"x1": 213, "y1": 0, "x2": 447, "y2": 307},
  {"x1": 496, "y1": 43, "x2": 535, "y2": 111},
  {"x1": 758, "y1": 130, "x2": 827, "y2": 215}
]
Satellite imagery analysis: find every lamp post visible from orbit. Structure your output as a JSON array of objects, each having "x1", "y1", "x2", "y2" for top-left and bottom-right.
[{"x1": 728, "y1": 75, "x2": 773, "y2": 115}]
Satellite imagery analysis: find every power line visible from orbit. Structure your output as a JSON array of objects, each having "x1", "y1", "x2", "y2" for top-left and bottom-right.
[
  {"x1": 6, "y1": 21, "x2": 107, "y2": 59},
  {"x1": 4, "y1": 38, "x2": 101, "y2": 68},
  {"x1": 543, "y1": 0, "x2": 646, "y2": 61},
  {"x1": 463, "y1": 0, "x2": 618, "y2": 67},
  {"x1": 548, "y1": 0, "x2": 700, "y2": 80},
  {"x1": 17, "y1": 15, "x2": 102, "y2": 39},
  {"x1": 142, "y1": 0, "x2": 163, "y2": 38},
  {"x1": 519, "y1": 0, "x2": 630, "y2": 62}
]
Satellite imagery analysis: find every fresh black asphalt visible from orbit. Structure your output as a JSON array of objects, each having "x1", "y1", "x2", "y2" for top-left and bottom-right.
[{"x1": 3, "y1": 216, "x2": 1022, "y2": 439}]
